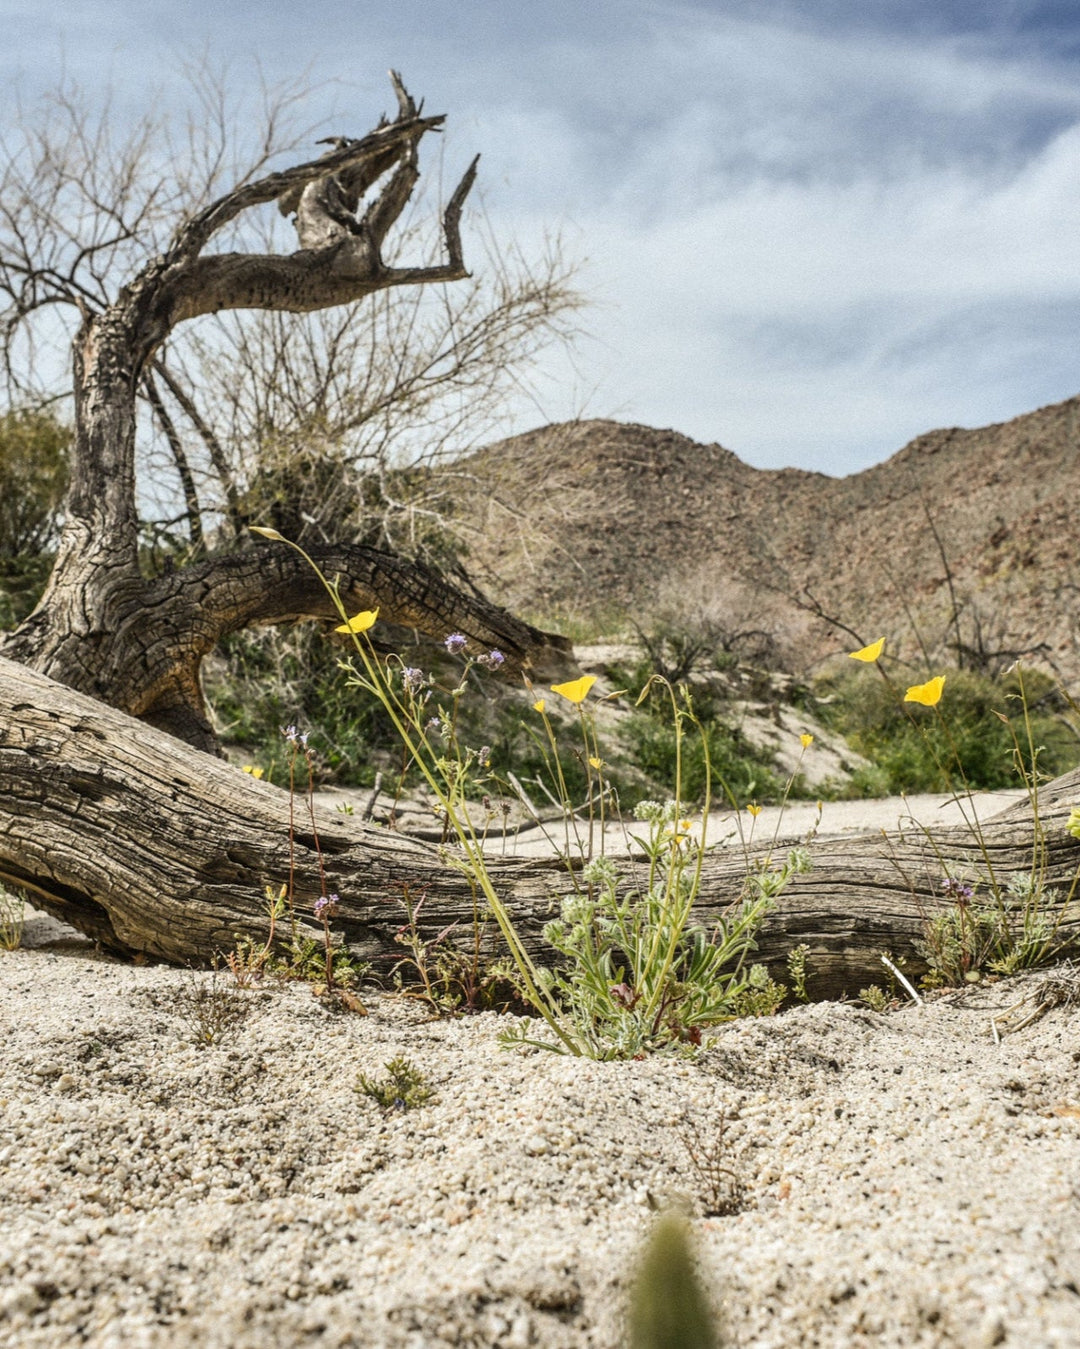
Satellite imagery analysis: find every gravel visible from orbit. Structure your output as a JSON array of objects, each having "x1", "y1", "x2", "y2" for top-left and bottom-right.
[{"x1": 1, "y1": 918, "x2": 1078, "y2": 1347}]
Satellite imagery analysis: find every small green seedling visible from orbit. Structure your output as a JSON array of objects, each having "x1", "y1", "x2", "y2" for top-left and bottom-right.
[{"x1": 356, "y1": 1056, "x2": 435, "y2": 1112}]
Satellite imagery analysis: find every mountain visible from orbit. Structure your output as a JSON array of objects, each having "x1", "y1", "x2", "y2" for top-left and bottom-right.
[{"x1": 444, "y1": 396, "x2": 1080, "y2": 678}]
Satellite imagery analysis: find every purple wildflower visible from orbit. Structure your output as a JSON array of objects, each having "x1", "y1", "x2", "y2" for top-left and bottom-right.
[
  {"x1": 280, "y1": 724, "x2": 308, "y2": 748},
  {"x1": 477, "y1": 649, "x2": 505, "y2": 670},
  {"x1": 941, "y1": 877, "x2": 974, "y2": 901},
  {"x1": 444, "y1": 633, "x2": 468, "y2": 655},
  {"x1": 314, "y1": 893, "x2": 340, "y2": 920},
  {"x1": 401, "y1": 666, "x2": 426, "y2": 692}
]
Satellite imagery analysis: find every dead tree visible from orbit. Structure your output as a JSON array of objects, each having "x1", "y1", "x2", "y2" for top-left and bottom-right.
[
  {"x1": 0, "y1": 77, "x2": 1076, "y2": 991},
  {"x1": 0, "y1": 74, "x2": 571, "y2": 752},
  {"x1": 2, "y1": 656, "x2": 1079, "y2": 999}
]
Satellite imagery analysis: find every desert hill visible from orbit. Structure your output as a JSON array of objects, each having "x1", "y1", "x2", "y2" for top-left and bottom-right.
[{"x1": 444, "y1": 396, "x2": 1080, "y2": 679}]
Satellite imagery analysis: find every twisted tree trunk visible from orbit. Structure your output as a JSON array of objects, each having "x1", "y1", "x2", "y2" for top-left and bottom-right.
[
  {"x1": 0, "y1": 75, "x2": 569, "y2": 753},
  {"x1": 3, "y1": 656, "x2": 1077, "y2": 1000}
]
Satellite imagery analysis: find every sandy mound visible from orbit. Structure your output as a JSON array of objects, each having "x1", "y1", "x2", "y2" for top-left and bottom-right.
[{"x1": 1, "y1": 885, "x2": 1078, "y2": 1347}]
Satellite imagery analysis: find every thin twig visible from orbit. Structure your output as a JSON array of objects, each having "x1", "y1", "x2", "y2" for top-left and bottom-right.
[{"x1": 881, "y1": 953, "x2": 923, "y2": 1005}]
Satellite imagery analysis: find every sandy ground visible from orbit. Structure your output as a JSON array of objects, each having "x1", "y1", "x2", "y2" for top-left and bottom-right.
[
  {"x1": 1, "y1": 793, "x2": 1078, "y2": 1348},
  {"x1": 316, "y1": 784, "x2": 1030, "y2": 857}
]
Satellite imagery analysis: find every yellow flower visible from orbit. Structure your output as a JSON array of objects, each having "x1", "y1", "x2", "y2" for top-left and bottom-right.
[
  {"x1": 849, "y1": 637, "x2": 885, "y2": 663},
  {"x1": 588, "y1": 756, "x2": 602, "y2": 770},
  {"x1": 335, "y1": 608, "x2": 379, "y2": 634},
  {"x1": 666, "y1": 818, "x2": 694, "y2": 847},
  {"x1": 242, "y1": 765, "x2": 265, "y2": 780},
  {"x1": 904, "y1": 675, "x2": 946, "y2": 707},
  {"x1": 800, "y1": 733, "x2": 814, "y2": 749},
  {"x1": 747, "y1": 803, "x2": 762, "y2": 818},
  {"x1": 532, "y1": 699, "x2": 546, "y2": 713},
  {"x1": 551, "y1": 675, "x2": 597, "y2": 705}
]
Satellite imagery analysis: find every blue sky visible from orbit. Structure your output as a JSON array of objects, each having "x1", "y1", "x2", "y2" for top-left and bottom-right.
[{"x1": 4, "y1": 1, "x2": 1080, "y2": 474}]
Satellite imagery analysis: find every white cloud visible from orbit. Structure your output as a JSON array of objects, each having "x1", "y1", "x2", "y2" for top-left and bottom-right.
[
  {"x1": 456, "y1": 12, "x2": 1080, "y2": 471},
  {"x1": 4, "y1": 1, "x2": 1080, "y2": 473}
]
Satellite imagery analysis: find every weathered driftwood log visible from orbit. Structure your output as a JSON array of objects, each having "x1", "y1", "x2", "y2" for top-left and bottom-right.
[{"x1": 2, "y1": 655, "x2": 1078, "y2": 1001}]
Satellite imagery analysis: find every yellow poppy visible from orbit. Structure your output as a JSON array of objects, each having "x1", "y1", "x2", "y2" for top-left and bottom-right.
[
  {"x1": 800, "y1": 733, "x2": 814, "y2": 749},
  {"x1": 588, "y1": 756, "x2": 602, "y2": 770},
  {"x1": 335, "y1": 608, "x2": 379, "y2": 634},
  {"x1": 747, "y1": 803, "x2": 762, "y2": 818},
  {"x1": 551, "y1": 675, "x2": 597, "y2": 705},
  {"x1": 242, "y1": 765, "x2": 265, "y2": 780},
  {"x1": 532, "y1": 699, "x2": 546, "y2": 713},
  {"x1": 849, "y1": 637, "x2": 885, "y2": 663},
  {"x1": 904, "y1": 676, "x2": 946, "y2": 707}
]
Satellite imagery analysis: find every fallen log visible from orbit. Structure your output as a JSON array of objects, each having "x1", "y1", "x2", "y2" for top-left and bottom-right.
[{"x1": 2, "y1": 655, "x2": 1078, "y2": 1000}]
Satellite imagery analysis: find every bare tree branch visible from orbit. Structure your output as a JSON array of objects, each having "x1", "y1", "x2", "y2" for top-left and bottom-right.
[{"x1": 142, "y1": 371, "x2": 203, "y2": 550}]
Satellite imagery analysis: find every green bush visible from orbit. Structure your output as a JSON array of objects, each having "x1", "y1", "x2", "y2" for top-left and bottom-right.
[
  {"x1": 815, "y1": 665, "x2": 1080, "y2": 794},
  {"x1": 624, "y1": 709, "x2": 783, "y2": 808},
  {"x1": 206, "y1": 626, "x2": 400, "y2": 785},
  {"x1": 0, "y1": 407, "x2": 70, "y2": 628}
]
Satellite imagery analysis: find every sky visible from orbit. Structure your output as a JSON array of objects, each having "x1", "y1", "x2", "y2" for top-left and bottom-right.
[{"x1": 3, "y1": 0, "x2": 1080, "y2": 475}]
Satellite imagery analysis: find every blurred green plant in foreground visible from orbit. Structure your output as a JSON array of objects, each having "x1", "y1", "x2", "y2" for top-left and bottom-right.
[{"x1": 628, "y1": 1211, "x2": 719, "y2": 1349}]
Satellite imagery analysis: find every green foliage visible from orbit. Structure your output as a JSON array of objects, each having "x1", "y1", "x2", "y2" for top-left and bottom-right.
[
  {"x1": 917, "y1": 902, "x2": 1002, "y2": 987},
  {"x1": 628, "y1": 1212, "x2": 719, "y2": 1349},
  {"x1": 274, "y1": 928, "x2": 369, "y2": 989},
  {"x1": 728, "y1": 963, "x2": 787, "y2": 1018},
  {"x1": 625, "y1": 714, "x2": 783, "y2": 809},
  {"x1": 206, "y1": 621, "x2": 786, "y2": 810},
  {"x1": 918, "y1": 872, "x2": 1064, "y2": 988},
  {"x1": 786, "y1": 943, "x2": 811, "y2": 1002},
  {"x1": 206, "y1": 627, "x2": 400, "y2": 785},
  {"x1": 171, "y1": 970, "x2": 252, "y2": 1047},
  {"x1": 0, "y1": 553, "x2": 53, "y2": 629},
  {"x1": 815, "y1": 665, "x2": 1080, "y2": 793},
  {"x1": 0, "y1": 408, "x2": 70, "y2": 557},
  {"x1": 356, "y1": 1057, "x2": 435, "y2": 1112},
  {"x1": 389, "y1": 884, "x2": 524, "y2": 1015},
  {"x1": 451, "y1": 689, "x2": 594, "y2": 806},
  {"x1": 0, "y1": 408, "x2": 71, "y2": 627},
  {"x1": 616, "y1": 668, "x2": 785, "y2": 807},
  {"x1": 511, "y1": 811, "x2": 810, "y2": 1058}
]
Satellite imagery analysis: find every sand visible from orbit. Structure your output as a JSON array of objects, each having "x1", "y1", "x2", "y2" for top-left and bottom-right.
[{"x1": 1, "y1": 794, "x2": 1078, "y2": 1348}]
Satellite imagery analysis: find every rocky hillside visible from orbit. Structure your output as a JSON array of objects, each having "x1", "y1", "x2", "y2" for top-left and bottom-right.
[{"x1": 444, "y1": 396, "x2": 1080, "y2": 680}]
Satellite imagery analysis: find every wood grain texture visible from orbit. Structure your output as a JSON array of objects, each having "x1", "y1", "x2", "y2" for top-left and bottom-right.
[{"x1": 3, "y1": 656, "x2": 1078, "y2": 999}]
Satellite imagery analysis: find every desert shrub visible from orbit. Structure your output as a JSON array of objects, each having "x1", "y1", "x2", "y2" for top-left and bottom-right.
[
  {"x1": 356, "y1": 1057, "x2": 435, "y2": 1111},
  {"x1": 0, "y1": 886, "x2": 25, "y2": 951},
  {"x1": 205, "y1": 626, "x2": 401, "y2": 785},
  {"x1": 814, "y1": 665, "x2": 1079, "y2": 794},
  {"x1": 207, "y1": 624, "x2": 538, "y2": 792},
  {"x1": 624, "y1": 706, "x2": 783, "y2": 808},
  {"x1": 0, "y1": 408, "x2": 70, "y2": 627}
]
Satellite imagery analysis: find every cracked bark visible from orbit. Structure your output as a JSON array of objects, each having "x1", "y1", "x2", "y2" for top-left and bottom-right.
[
  {"x1": 0, "y1": 75, "x2": 568, "y2": 751},
  {"x1": 2, "y1": 656, "x2": 1078, "y2": 998}
]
